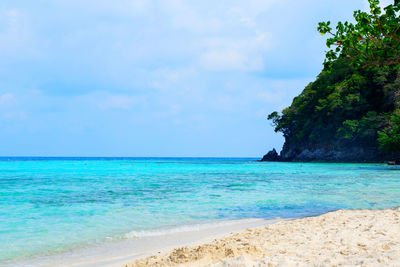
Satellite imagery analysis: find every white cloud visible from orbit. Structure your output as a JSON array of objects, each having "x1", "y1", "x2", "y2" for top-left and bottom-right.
[
  {"x1": 199, "y1": 33, "x2": 271, "y2": 71},
  {"x1": 200, "y1": 49, "x2": 259, "y2": 71},
  {"x1": 0, "y1": 93, "x2": 16, "y2": 106},
  {"x1": 258, "y1": 91, "x2": 285, "y2": 104},
  {"x1": 153, "y1": 0, "x2": 278, "y2": 71},
  {"x1": 256, "y1": 78, "x2": 311, "y2": 105},
  {"x1": 74, "y1": 92, "x2": 146, "y2": 111},
  {"x1": 0, "y1": 0, "x2": 365, "y2": 156},
  {"x1": 56, "y1": 0, "x2": 151, "y2": 15},
  {"x1": 150, "y1": 68, "x2": 197, "y2": 90},
  {"x1": 94, "y1": 93, "x2": 150, "y2": 110},
  {"x1": 3, "y1": 111, "x2": 27, "y2": 120},
  {"x1": 102, "y1": 95, "x2": 137, "y2": 110},
  {"x1": 0, "y1": 93, "x2": 28, "y2": 120},
  {"x1": 0, "y1": 9, "x2": 32, "y2": 55}
]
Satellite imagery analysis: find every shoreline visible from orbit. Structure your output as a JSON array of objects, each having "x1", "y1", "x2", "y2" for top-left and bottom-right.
[
  {"x1": 127, "y1": 208, "x2": 400, "y2": 267},
  {"x1": 3, "y1": 160, "x2": 400, "y2": 267},
  {"x1": 5, "y1": 218, "x2": 281, "y2": 267},
  {"x1": 5, "y1": 208, "x2": 400, "y2": 266}
]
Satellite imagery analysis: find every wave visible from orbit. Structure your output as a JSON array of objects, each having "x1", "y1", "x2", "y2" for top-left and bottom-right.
[{"x1": 124, "y1": 218, "x2": 268, "y2": 238}]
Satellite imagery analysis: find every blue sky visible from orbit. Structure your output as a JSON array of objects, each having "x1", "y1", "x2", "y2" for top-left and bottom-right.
[{"x1": 0, "y1": 0, "x2": 381, "y2": 157}]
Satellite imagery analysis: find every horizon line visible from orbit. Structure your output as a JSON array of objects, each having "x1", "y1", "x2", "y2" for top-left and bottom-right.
[{"x1": 0, "y1": 156, "x2": 260, "y2": 159}]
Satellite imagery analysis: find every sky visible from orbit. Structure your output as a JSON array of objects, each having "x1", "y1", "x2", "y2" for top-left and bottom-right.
[{"x1": 0, "y1": 0, "x2": 387, "y2": 157}]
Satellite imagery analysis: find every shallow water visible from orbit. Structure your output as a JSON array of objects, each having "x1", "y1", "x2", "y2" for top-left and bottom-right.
[{"x1": 1, "y1": 158, "x2": 400, "y2": 264}]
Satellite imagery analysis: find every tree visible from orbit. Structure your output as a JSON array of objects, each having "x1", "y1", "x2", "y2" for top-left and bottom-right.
[
  {"x1": 317, "y1": 0, "x2": 400, "y2": 160},
  {"x1": 267, "y1": 1, "x2": 400, "y2": 162},
  {"x1": 317, "y1": 0, "x2": 400, "y2": 69},
  {"x1": 378, "y1": 114, "x2": 400, "y2": 153}
]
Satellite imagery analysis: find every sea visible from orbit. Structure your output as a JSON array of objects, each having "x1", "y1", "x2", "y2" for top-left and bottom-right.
[{"x1": 1, "y1": 157, "x2": 400, "y2": 265}]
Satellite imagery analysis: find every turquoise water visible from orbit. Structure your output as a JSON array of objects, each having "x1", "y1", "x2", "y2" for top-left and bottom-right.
[{"x1": 1, "y1": 158, "x2": 400, "y2": 264}]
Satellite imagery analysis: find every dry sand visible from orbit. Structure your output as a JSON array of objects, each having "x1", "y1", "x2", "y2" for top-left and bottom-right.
[{"x1": 126, "y1": 208, "x2": 400, "y2": 267}]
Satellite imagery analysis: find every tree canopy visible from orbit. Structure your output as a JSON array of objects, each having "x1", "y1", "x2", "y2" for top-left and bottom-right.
[
  {"x1": 317, "y1": 0, "x2": 400, "y2": 69},
  {"x1": 378, "y1": 114, "x2": 400, "y2": 152},
  {"x1": 268, "y1": 0, "x2": 400, "y2": 161}
]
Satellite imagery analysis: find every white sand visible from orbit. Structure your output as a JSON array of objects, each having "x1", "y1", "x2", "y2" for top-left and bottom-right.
[
  {"x1": 9, "y1": 218, "x2": 276, "y2": 267},
  {"x1": 127, "y1": 208, "x2": 400, "y2": 267}
]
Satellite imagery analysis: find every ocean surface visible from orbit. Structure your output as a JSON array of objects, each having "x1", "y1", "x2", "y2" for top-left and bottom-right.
[{"x1": 1, "y1": 157, "x2": 400, "y2": 265}]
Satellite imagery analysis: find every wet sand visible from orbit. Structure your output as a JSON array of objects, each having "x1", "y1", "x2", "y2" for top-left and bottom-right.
[
  {"x1": 9, "y1": 219, "x2": 277, "y2": 267},
  {"x1": 127, "y1": 208, "x2": 400, "y2": 267}
]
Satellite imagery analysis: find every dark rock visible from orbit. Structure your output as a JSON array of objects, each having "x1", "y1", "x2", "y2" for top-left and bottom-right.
[
  {"x1": 261, "y1": 148, "x2": 280, "y2": 162},
  {"x1": 261, "y1": 135, "x2": 400, "y2": 163},
  {"x1": 277, "y1": 140, "x2": 389, "y2": 163}
]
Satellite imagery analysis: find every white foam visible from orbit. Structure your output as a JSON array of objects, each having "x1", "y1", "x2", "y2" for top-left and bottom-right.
[
  {"x1": 124, "y1": 219, "x2": 267, "y2": 238},
  {"x1": 9, "y1": 218, "x2": 281, "y2": 267}
]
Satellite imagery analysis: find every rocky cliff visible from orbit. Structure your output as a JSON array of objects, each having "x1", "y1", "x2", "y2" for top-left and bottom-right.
[
  {"x1": 262, "y1": 60, "x2": 400, "y2": 163},
  {"x1": 263, "y1": 144, "x2": 393, "y2": 163}
]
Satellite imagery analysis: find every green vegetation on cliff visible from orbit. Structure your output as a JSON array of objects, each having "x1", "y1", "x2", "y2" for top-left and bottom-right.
[{"x1": 268, "y1": 0, "x2": 400, "y2": 161}]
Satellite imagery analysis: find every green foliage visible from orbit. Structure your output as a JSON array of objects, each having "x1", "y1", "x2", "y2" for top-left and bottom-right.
[
  {"x1": 337, "y1": 111, "x2": 385, "y2": 140},
  {"x1": 267, "y1": 111, "x2": 280, "y2": 127},
  {"x1": 317, "y1": 0, "x2": 400, "y2": 69},
  {"x1": 378, "y1": 113, "x2": 400, "y2": 152},
  {"x1": 267, "y1": 0, "x2": 400, "y2": 159},
  {"x1": 337, "y1": 120, "x2": 359, "y2": 140},
  {"x1": 267, "y1": 60, "x2": 400, "y2": 152}
]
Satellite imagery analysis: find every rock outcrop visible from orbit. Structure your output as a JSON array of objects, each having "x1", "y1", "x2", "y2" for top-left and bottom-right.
[
  {"x1": 261, "y1": 149, "x2": 280, "y2": 162},
  {"x1": 262, "y1": 141, "x2": 398, "y2": 163},
  {"x1": 279, "y1": 143, "x2": 384, "y2": 162}
]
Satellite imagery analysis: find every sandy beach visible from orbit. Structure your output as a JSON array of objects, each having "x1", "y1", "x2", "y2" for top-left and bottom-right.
[{"x1": 127, "y1": 208, "x2": 400, "y2": 267}]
